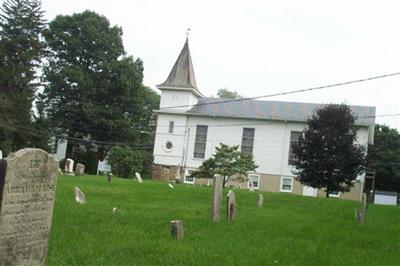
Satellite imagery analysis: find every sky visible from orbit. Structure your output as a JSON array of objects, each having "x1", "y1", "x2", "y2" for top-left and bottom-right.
[{"x1": 40, "y1": 0, "x2": 400, "y2": 129}]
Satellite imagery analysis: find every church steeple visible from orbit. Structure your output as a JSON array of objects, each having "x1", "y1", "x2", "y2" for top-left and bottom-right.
[{"x1": 157, "y1": 38, "x2": 202, "y2": 96}]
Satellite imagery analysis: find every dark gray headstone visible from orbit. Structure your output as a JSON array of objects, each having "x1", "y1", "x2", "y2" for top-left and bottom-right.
[{"x1": 0, "y1": 148, "x2": 58, "y2": 266}]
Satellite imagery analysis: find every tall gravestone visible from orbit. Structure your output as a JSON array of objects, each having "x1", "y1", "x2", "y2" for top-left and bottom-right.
[
  {"x1": 211, "y1": 175, "x2": 223, "y2": 222},
  {"x1": 0, "y1": 148, "x2": 58, "y2": 266}
]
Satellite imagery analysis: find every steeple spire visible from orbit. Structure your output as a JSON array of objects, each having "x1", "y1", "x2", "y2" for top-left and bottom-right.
[{"x1": 157, "y1": 38, "x2": 198, "y2": 90}]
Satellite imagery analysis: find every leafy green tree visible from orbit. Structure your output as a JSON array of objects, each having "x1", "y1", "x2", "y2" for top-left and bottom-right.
[
  {"x1": 192, "y1": 143, "x2": 258, "y2": 187},
  {"x1": 41, "y1": 11, "x2": 157, "y2": 166},
  {"x1": 292, "y1": 104, "x2": 366, "y2": 197},
  {"x1": 108, "y1": 146, "x2": 149, "y2": 178},
  {"x1": 368, "y1": 125, "x2": 400, "y2": 192},
  {"x1": 0, "y1": 0, "x2": 46, "y2": 154},
  {"x1": 217, "y1": 88, "x2": 243, "y2": 99}
]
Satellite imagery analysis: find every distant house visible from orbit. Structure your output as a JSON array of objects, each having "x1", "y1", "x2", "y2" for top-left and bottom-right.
[{"x1": 152, "y1": 38, "x2": 375, "y2": 201}]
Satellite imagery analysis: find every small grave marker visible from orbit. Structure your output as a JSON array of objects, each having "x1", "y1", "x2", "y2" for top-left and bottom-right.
[
  {"x1": 170, "y1": 220, "x2": 184, "y2": 240},
  {"x1": 226, "y1": 190, "x2": 236, "y2": 220},
  {"x1": 0, "y1": 148, "x2": 58, "y2": 266},
  {"x1": 258, "y1": 193, "x2": 264, "y2": 208},
  {"x1": 135, "y1": 172, "x2": 143, "y2": 183},
  {"x1": 107, "y1": 173, "x2": 113, "y2": 182},
  {"x1": 212, "y1": 175, "x2": 223, "y2": 222},
  {"x1": 74, "y1": 187, "x2": 86, "y2": 204}
]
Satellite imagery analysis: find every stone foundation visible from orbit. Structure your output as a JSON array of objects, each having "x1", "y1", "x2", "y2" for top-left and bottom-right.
[{"x1": 152, "y1": 164, "x2": 179, "y2": 181}]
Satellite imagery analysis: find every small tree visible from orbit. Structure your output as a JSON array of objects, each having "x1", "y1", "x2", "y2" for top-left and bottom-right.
[
  {"x1": 192, "y1": 144, "x2": 258, "y2": 187},
  {"x1": 108, "y1": 146, "x2": 147, "y2": 178},
  {"x1": 292, "y1": 104, "x2": 366, "y2": 197}
]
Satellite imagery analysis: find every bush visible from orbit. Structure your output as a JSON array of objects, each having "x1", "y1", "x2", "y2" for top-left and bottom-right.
[{"x1": 108, "y1": 146, "x2": 149, "y2": 178}]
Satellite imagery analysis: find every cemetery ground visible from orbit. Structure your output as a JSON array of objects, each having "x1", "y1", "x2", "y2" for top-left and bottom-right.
[{"x1": 47, "y1": 175, "x2": 400, "y2": 265}]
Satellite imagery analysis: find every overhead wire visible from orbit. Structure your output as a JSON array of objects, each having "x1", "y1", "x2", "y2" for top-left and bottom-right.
[{"x1": 158, "y1": 72, "x2": 400, "y2": 110}]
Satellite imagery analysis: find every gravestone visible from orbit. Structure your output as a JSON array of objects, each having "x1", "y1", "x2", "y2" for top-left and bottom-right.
[
  {"x1": 107, "y1": 173, "x2": 113, "y2": 183},
  {"x1": 170, "y1": 220, "x2": 184, "y2": 240},
  {"x1": 75, "y1": 163, "x2": 85, "y2": 176},
  {"x1": 174, "y1": 165, "x2": 181, "y2": 183},
  {"x1": 74, "y1": 187, "x2": 86, "y2": 204},
  {"x1": 226, "y1": 190, "x2": 236, "y2": 220},
  {"x1": 0, "y1": 150, "x2": 2, "y2": 159},
  {"x1": 135, "y1": 172, "x2": 143, "y2": 183},
  {"x1": 258, "y1": 193, "x2": 264, "y2": 208},
  {"x1": 211, "y1": 175, "x2": 223, "y2": 222},
  {"x1": 64, "y1": 158, "x2": 74, "y2": 174},
  {"x1": 249, "y1": 182, "x2": 255, "y2": 192},
  {"x1": 0, "y1": 148, "x2": 58, "y2": 266}
]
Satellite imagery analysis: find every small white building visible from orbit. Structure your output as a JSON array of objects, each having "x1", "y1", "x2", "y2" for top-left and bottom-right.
[
  {"x1": 374, "y1": 191, "x2": 398, "y2": 205},
  {"x1": 152, "y1": 38, "x2": 376, "y2": 201}
]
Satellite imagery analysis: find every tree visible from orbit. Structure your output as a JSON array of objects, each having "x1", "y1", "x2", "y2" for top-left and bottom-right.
[
  {"x1": 217, "y1": 88, "x2": 243, "y2": 99},
  {"x1": 0, "y1": 0, "x2": 46, "y2": 154},
  {"x1": 292, "y1": 104, "x2": 366, "y2": 197},
  {"x1": 108, "y1": 146, "x2": 149, "y2": 178},
  {"x1": 368, "y1": 125, "x2": 400, "y2": 193},
  {"x1": 192, "y1": 143, "x2": 258, "y2": 187},
  {"x1": 41, "y1": 11, "x2": 156, "y2": 169}
]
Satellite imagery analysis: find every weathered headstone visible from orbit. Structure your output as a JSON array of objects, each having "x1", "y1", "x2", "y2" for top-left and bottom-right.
[
  {"x1": 206, "y1": 179, "x2": 211, "y2": 186},
  {"x1": 211, "y1": 175, "x2": 223, "y2": 222},
  {"x1": 0, "y1": 148, "x2": 58, "y2": 266},
  {"x1": 135, "y1": 172, "x2": 143, "y2": 183},
  {"x1": 355, "y1": 193, "x2": 368, "y2": 224},
  {"x1": 258, "y1": 193, "x2": 264, "y2": 208},
  {"x1": 74, "y1": 187, "x2": 86, "y2": 204},
  {"x1": 107, "y1": 173, "x2": 113, "y2": 183},
  {"x1": 64, "y1": 158, "x2": 74, "y2": 174},
  {"x1": 170, "y1": 220, "x2": 184, "y2": 240},
  {"x1": 75, "y1": 163, "x2": 85, "y2": 176},
  {"x1": 249, "y1": 182, "x2": 255, "y2": 192},
  {"x1": 174, "y1": 165, "x2": 181, "y2": 183},
  {"x1": 0, "y1": 150, "x2": 2, "y2": 159},
  {"x1": 226, "y1": 190, "x2": 236, "y2": 220}
]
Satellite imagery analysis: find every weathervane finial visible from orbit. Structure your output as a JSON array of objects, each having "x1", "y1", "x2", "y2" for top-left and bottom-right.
[{"x1": 186, "y1": 28, "x2": 191, "y2": 42}]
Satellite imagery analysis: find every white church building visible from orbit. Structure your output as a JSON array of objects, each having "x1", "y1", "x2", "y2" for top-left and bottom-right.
[{"x1": 152, "y1": 39, "x2": 375, "y2": 201}]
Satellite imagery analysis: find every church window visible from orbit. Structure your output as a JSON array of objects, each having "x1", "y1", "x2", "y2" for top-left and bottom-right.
[
  {"x1": 194, "y1": 125, "x2": 208, "y2": 158},
  {"x1": 241, "y1": 128, "x2": 255, "y2": 155}
]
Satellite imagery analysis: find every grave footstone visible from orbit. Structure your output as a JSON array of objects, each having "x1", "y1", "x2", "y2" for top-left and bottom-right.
[
  {"x1": 135, "y1": 172, "x2": 143, "y2": 183},
  {"x1": 75, "y1": 163, "x2": 85, "y2": 176},
  {"x1": 0, "y1": 148, "x2": 58, "y2": 266},
  {"x1": 211, "y1": 175, "x2": 223, "y2": 222},
  {"x1": 226, "y1": 190, "x2": 236, "y2": 220}
]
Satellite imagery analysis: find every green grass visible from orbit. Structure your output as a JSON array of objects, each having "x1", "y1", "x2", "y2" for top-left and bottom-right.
[{"x1": 47, "y1": 175, "x2": 400, "y2": 266}]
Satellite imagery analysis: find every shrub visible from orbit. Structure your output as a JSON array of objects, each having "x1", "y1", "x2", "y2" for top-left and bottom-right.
[{"x1": 108, "y1": 146, "x2": 148, "y2": 178}]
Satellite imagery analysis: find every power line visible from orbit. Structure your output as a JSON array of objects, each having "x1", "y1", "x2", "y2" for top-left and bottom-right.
[
  {"x1": 0, "y1": 120, "x2": 153, "y2": 149},
  {"x1": 159, "y1": 72, "x2": 400, "y2": 110}
]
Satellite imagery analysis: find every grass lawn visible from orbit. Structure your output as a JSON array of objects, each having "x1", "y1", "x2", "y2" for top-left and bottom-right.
[{"x1": 47, "y1": 175, "x2": 400, "y2": 265}]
